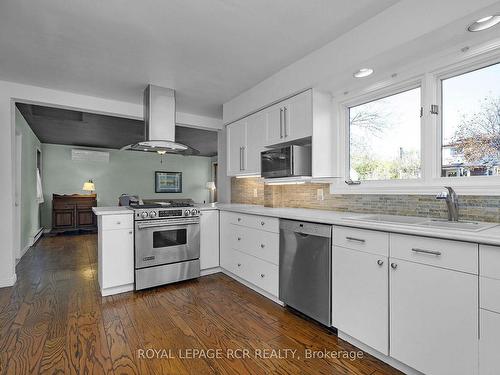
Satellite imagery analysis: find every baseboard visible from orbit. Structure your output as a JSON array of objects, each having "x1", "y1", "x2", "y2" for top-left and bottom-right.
[
  {"x1": 0, "y1": 273, "x2": 17, "y2": 288},
  {"x1": 200, "y1": 266, "x2": 222, "y2": 276},
  {"x1": 221, "y1": 268, "x2": 284, "y2": 306},
  {"x1": 33, "y1": 228, "x2": 44, "y2": 243},
  {"x1": 337, "y1": 330, "x2": 423, "y2": 375}
]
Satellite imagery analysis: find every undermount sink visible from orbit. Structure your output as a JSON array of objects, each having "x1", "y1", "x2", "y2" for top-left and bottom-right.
[
  {"x1": 417, "y1": 219, "x2": 498, "y2": 232},
  {"x1": 343, "y1": 214, "x2": 428, "y2": 225},
  {"x1": 343, "y1": 214, "x2": 498, "y2": 232}
]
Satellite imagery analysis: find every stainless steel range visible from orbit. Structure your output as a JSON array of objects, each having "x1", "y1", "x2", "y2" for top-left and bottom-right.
[{"x1": 133, "y1": 203, "x2": 200, "y2": 290}]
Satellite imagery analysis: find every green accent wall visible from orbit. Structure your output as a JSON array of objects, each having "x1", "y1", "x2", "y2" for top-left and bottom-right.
[
  {"x1": 15, "y1": 108, "x2": 41, "y2": 253},
  {"x1": 41, "y1": 144, "x2": 213, "y2": 228}
]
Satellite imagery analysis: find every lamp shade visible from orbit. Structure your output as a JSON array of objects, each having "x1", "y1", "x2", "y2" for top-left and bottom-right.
[
  {"x1": 206, "y1": 181, "x2": 216, "y2": 190},
  {"x1": 82, "y1": 180, "x2": 95, "y2": 192}
]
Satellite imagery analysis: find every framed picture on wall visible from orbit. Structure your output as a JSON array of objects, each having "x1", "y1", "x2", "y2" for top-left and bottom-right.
[{"x1": 155, "y1": 171, "x2": 182, "y2": 193}]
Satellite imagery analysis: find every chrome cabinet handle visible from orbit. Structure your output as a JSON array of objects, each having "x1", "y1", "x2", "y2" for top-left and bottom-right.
[
  {"x1": 116, "y1": 221, "x2": 121, "y2": 225},
  {"x1": 237, "y1": 237, "x2": 241, "y2": 241},
  {"x1": 129, "y1": 231, "x2": 133, "y2": 235},
  {"x1": 377, "y1": 259, "x2": 384, "y2": 266},
  {"x1": 261, "y1": 221, "x2": 265, "y2": 226},
  {"x1": 242, "y1": 146, "x2": 245, "y2": 170},
  {"x1": 391, "y1": 263, "x2": 398, "y2": 269},
  {"x1": 346, "y1": 236, "x2": 366, "y2": 243},
  {"x1": 283, "y1": 106, "x2": 287, "y2": 137},
  {"x1": 412, "y1": 248, "x2": 442, "y2": 256},
  {"x1": 237, "y1": 217, "x2": 241, "y2": 222},
  {"x1": 239, "y1": 147, "x2": 243, "y2": 171},
  {"x1": 279, "y1": 108, "x2": 284, "y2": 138},
  {"x1": 260, "y1": 273, "x2": 265, "y2": 278},
  {"x1": 260, "y1": 244, "x2": 265, "y2": 248},
  {"x1": 237, "y1": 263, "x2": 241, "y2": 267}
]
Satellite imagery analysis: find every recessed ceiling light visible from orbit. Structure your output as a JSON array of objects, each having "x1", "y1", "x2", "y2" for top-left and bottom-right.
[
  {"x1": 353, "y1": 68, "x2": 374, "y2": 78},
  {"x1": 467, "y1": 15, "x2": 500, "y2": 32}
]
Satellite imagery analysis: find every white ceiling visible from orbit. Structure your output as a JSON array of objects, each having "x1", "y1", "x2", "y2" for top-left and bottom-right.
[{"x1": 0, "y1": 0, "x2": 398, "y2": 118}]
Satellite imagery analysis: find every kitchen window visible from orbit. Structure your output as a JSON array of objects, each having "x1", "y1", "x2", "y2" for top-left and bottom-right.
[
  {"x1": 441, "y1": 62, "x2": 500, "y2": 178},
  {"x1": 348, "y1": 87, "x2": 422, "y2": 181}
]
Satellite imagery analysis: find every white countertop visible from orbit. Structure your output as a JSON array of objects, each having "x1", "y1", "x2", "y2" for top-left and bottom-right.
[
  {"x1": 92, "y1": 206, "x2": 133, "y2": 216},
  {"x1": 204, "y1": 203, "x2": 500, "y2": 246}
]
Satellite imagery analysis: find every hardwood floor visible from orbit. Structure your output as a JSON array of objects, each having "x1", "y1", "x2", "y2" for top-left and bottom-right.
[{"x1": 0, "y1": 234, "x2": 402, "y2": 375}]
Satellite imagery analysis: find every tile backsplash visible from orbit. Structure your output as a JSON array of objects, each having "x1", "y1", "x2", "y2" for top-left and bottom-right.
[{"x1": 231, "y1": 177, "x2": 500, "y2": 223}]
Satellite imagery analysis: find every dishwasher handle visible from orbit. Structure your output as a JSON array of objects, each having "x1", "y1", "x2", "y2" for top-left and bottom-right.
[{"x1": 279, "y1": 219, "x2": 332, "y2": 238}]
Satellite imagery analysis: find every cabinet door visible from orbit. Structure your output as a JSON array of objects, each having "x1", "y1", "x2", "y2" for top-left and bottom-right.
[
  {"x1": 283, "y1": 90, "x2": 312, "y2": 142},
  {"x1": 390, "y1": 259, "x2": 478, "y2": 375},
  {"x1": 53, "y1": 209, "x2": 75, "y2": 229},
  {"x1": 200, "y1": 210, "x2": 219, "y2": 270},
  {"x1": 480, "y1": 309, "x2": 500, "y2": 375},
  {"x1": 101, "y1": 228, "x2": 134, "y2": 289},
  {"x1": 265, "y1": 103, "x2": 284, "y2": 146},
  {"x1": 245, "y1": 112, "x2": 266, "y2": 174},
  {"x1": 333, "y1": 246, "x2": 388, "y2": 355},
  {"x1": 77, "y1": 209, "x2": 96, "y2": 228},
  {"x1": 226, "y1": 119, "x2": 246, "y2": 176}
]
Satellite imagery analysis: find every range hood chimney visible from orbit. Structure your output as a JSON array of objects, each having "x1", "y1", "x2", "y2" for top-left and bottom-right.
[{"x1": 121, "y1": 84, "x2": 199, "y2": 155}]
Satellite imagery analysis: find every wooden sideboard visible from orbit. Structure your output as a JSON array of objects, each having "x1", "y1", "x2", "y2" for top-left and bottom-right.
[{"x1": 52, "y1": 194, "x2": 97, "y2": 233}]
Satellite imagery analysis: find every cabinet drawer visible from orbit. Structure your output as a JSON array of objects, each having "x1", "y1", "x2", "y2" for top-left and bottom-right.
[
  {"x1": 225, "y1": 211, "x2": 279, "y2": 233},
  {"x1": 229, "y1": 225, "x2": 279, "y2": 264},
  {"x1": 245, "y1": 253, "x2": 279, "y2": 297},
  {"x1": 333, "y1": 226, "x2": 389, "y2": 256},
  {"x1": 390, "y1": 234, "x2": 478, "y2": 274},
  {"x1": 481, "y1": 277, "x2": 500, "y2": 313},
  {"x1": 101, "y1": 214, "x2": 133, "y2": 231},
  {"x1": 222, "y1": 248, "x2": 279, "y2": 297},
  {"x1": 480, "y1": 245, "x2": 500, "y2": 280}
]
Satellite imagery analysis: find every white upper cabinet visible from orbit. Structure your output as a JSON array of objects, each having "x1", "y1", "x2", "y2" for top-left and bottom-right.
[
  {"x1": 282, "y1": 90, "x2": 312, "y2": 142},
  {"x1": 245, "y1": 111, "x2": 266, "y2": 174},
  {"x1": 226, "y1": 88, "x2": 336, "y2": 178},
  {"x1": 226, "y1": 119, "x2": 247, "y2": 176},
  {"x1": 265, "y1": 90, "x2": 312, "y2": 146},
  {"x1": 265, "y1": 103, "x2": 284, "y2": 146}
]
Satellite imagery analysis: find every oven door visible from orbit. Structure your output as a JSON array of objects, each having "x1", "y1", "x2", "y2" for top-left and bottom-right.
[
  {"x1": 261, "y1": 147, "x2": 292, "y2": 178},
  {"x1": 134, "y1": 219, "x2": 200, "y2": 269}
]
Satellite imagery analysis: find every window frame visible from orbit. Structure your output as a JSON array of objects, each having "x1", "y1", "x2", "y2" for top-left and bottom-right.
[
  {"x1": 331, "y1": 49, "x2": 500, "y2": 195},
  {"x1": 346, "y1": 82, "x2": 424, "y2": 184}
]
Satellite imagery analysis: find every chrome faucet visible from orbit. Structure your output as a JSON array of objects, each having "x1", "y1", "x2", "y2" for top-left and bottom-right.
[{"x1": 436, "y1": 186, "x2": 459, "y2": 221}]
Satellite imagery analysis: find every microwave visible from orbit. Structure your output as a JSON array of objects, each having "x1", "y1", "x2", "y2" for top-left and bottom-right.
[{"x1": 261, "y1": 145, "x2": 311, "y2": 178}]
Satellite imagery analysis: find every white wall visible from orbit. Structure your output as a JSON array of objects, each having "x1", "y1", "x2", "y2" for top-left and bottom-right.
[{"x1": 1, "y1": 79, "x2": 222, "y2": 287}]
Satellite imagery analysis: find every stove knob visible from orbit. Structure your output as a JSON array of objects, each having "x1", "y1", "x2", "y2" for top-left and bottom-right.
[
  {"x1": 141, "y1": 211, "x2": 149, "y2": 219},
  {"x1": 184, "y1": 209, "x2": 190, "y2": 216},
  {"x1": 191, "y1": 209, "x2": 198, "y2": 216},
  {"x1": 149, "y1": 211, "x2": 157, "y2": 218}
]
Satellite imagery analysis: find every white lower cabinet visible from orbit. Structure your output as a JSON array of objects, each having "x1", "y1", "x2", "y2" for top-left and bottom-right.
[
  {"x1": 98, "y1": 214, "x2": 135, "y2": 296},
  {"x1": 333, "y1": 246, "x2": 389, "y2": 355},
  {"x1": 480, "y1": 309, "x2": 500, "y2": 375},
  {"x1": 219, "y1": 211, "x2": 279, "y2": 299},
  {"x1": 389, "y1": 259, "x2": 478, "y2": 375},
  {"x1": 200, "y1": 210, "x2": 219, "y2": 270}
]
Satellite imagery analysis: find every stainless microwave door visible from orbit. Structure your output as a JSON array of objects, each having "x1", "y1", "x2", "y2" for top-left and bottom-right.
[
  {"x1": 261, "y1": 147, "x2": 291, "y2": 178},
  {"x1": 135, "y1": 223, "x2": 200, "y2": 269}
]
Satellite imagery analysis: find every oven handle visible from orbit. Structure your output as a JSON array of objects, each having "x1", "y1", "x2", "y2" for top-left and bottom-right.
[{"x1": 136, "y1": 219, "x2": 199, "y2": 229}]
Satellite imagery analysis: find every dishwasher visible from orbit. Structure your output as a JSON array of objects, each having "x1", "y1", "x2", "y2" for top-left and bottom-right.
[{"x1": 279, "y1": 219, "x2": 332, "y2": 326}]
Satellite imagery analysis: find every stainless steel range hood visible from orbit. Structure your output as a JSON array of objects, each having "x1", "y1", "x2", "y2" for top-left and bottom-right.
[{"x1": 121, "y1": 85, "x2": 199, "y2": 155}]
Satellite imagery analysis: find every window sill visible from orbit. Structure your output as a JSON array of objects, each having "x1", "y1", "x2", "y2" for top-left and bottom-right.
[{"x1": 329, "y1": 180, "x2": 500, "y2": 195}]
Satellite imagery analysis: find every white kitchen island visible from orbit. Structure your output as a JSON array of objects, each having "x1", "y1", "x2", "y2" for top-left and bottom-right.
[{"x1": 92, "y1": 207, "x2": 135, "y2": 296}]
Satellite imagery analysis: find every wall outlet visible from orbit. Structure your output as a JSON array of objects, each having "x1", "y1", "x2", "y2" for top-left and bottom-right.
[
  {"x1": 253, "y1": 188, "x2": 258, "y2": 198},
  {"x1": 316, "y1": 188, "x2": 324, "y2": 201}
]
